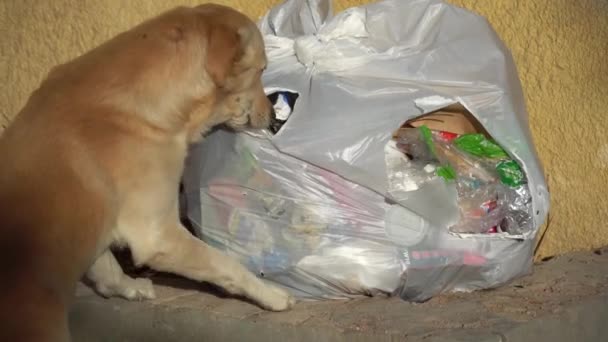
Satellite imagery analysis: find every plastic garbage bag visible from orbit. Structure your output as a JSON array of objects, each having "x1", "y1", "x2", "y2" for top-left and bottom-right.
[{"x1": 182, "y1": 0, "x2": 549, "y2": 302}]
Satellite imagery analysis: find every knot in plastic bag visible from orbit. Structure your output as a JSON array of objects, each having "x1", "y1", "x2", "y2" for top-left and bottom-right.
[
  {"x1": 266, "y1": 7, "x2": 371, "y2": 72},
  {"x1": 293, "y1": 35, "x2": 325, "y2": 68}
]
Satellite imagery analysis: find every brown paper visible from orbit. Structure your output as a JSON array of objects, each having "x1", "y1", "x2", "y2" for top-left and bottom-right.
[{"x1": 407, "y1": 109, "x2": 478, "y2": 135}]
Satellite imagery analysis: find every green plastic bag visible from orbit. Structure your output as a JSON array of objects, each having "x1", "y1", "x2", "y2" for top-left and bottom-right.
[
  {"x1": 419, "y1": 126, "x2": 456, "y2": 181},
  {"x1": 496, "y1": 160, "x2": 525, "y2": 187},
  {"x1": 454, "y1": 134, "x2": 509, "y2": 159},
  {"x1": 419, "y1": 125, "x2": 437, "y2": 157},
  {"x1": 436, "y1": 165, "x2": 457, "y2": 181}
]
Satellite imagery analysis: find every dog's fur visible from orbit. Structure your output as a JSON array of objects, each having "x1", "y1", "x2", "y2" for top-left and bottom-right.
[{"x1": 0, "y1": 5, "x2": 294, "y2": 341}]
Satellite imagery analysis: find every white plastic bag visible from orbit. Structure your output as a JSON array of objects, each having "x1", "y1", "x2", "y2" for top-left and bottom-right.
[{"x1": 183, "y1": 0, "x2": 549, "y2": 301}]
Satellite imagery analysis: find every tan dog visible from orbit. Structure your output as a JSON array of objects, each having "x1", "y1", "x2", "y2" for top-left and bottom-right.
[{"x1": 0, "y1": 4, "x2": 294, "y2": 342}]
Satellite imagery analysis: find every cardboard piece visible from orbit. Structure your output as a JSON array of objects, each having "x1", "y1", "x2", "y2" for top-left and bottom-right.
[{"x1": 406, "y1": 104, "x2": 479, "y2": 135}]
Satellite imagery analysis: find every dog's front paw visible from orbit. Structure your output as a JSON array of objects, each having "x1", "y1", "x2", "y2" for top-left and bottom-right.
[
  {"x1": 97, "y1": 277, "x2": 156, "y2": 301},
  {"x1": 258, "y1": 282, "x2": 296, "y2": 312},
  {"x1": 121, "y1": 277, "x2": 157, "y2": 301}
]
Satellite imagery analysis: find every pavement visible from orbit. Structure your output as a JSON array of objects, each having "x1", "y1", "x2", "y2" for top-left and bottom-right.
[{"x1": 69, "y1": 247, "x2": 608, "y2": 342}]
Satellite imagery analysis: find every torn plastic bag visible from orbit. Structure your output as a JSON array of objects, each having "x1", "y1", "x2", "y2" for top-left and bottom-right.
[{"x1": 182, "y1": 0, "x2": 550, "y2": 302}]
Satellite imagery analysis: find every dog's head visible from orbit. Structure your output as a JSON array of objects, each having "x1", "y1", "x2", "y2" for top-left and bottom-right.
[
  {"x1": 84, "y1": 5, "x2": 275, "y2": 140},
  {"x1": 194, "y1": 5, "x2": 275, "y2": 132}
]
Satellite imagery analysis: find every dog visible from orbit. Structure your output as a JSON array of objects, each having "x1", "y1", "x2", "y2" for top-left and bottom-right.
[{"x1": 0, "y1": 4, "x2": 295, "y2": 341}]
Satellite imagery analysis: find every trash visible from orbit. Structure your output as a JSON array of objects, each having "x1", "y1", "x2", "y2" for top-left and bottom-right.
[
  {"x1": 267, "y1": 90, "x2": 299, "y2": 134},
  {"x1": 392, "y1": 108, "x2": 532, "y2": 235},
  {"x1": 182, "y1": 0, "x2": 549, "y2": 302}
]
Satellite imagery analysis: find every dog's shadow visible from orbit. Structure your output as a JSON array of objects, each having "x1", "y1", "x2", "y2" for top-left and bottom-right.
[
  {"x1": 116, "y1": 247, "x2": 228, "y2": 296},
  {"x1": 79, "y1": 246, "x2": 233, "y2": 300},
  {"x1": 82, "y1": 215, "x2": 261, "y2": 307}
]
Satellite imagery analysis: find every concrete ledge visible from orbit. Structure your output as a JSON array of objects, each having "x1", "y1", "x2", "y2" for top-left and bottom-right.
[{"x1": 69, "y1": 248, "x2": 608, "y2": 342}]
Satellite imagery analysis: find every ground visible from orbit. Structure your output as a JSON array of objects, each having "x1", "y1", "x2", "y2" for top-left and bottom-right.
[{"x1": 70, "y1": 247, "x2": 608, "y2": 341}]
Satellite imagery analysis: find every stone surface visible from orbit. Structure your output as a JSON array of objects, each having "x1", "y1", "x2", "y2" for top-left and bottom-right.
[{"x1": 70, "y1": 248, "x2": 608, "y2": 341}]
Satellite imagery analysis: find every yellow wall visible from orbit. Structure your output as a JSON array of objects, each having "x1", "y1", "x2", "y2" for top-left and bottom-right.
[{"x1": 1, "y1": 1, "x2": 606, "y2": 259}]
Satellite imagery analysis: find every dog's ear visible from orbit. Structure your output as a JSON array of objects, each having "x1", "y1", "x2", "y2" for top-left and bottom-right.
[{"x1": 205, "y1": 24, "x2": 245, "y2": 87}]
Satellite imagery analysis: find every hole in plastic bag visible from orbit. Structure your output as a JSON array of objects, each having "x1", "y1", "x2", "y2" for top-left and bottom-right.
[
  {"x1": 267, "y1": 91, "x2": 299, "y2": 134},
  {"x1": 385, "y1": 103, "x2": 533, "y2": 237}
]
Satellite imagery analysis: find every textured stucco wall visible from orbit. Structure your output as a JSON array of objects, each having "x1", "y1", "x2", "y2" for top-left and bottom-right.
[{"x1": 1, "y1": 0, "x2": 606, "y2": 259}]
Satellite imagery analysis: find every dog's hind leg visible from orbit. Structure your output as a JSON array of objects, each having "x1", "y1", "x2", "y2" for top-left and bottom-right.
[{"x1": 85, "y1": 249, "x2": 156, "y2": 301}]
